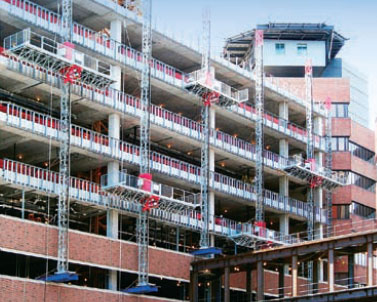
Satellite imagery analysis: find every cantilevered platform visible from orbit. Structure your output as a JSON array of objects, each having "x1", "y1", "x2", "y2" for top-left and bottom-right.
[
  {"x1": 284, "y1": 157, "x2": 346, "y2": 190},
  {"x1": 4, "y1": 29, "x2": 114, "y2": 88},
  {"x1": 101, "y1": 172, "x2": 199, "y2": 213},
  {"x1": 230, "y1": 226, "x2": 299, "y2": 248},
  {"x1": 185, "y1": 68, "x2": 248, "y2": 107}
]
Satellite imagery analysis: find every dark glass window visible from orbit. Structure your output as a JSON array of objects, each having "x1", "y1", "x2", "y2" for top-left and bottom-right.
[
  {"x1": 275, "y1": 43, "x2": 285, "y2": 55},
  {"x1": 352, "y1": 202, "x2": 375, "y2": 218},
  {"x1": 349, "y1": 141, "x2": 375, "y2": 163},
  {"x1": 332, "y1": 137, "x2": 375, "y2": 163},
  {"x1": 346, "y1": 172, "x2": 376, "y2": 192},
  {"x1": 335, "y1": 204, "x2": 350, "y2": 219}
]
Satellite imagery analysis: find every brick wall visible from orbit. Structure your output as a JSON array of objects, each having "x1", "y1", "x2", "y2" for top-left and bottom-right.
[
  {"x1": 0, "y1": 275, "x2": 175, "y2": 302},
  {"x1": 332, "y1": 152, "x2": 351, "y2": 170},
  {"x1": 265, "y1": 77, "x2": 350, "y2": 103},
  {"x1": 350, "y1": 121, "x2": 376, "y2": 152},
  {"x1": 332, "y1": 153, "x2": 377, "y2": 181},
  {"x1": 332, "y1": 118, "x2": 351, "y2": 136},
  {"x1": 0, "y1": 215, "x2": 191, "y2": 280},
  {"x1": 332, "y1": 185, "x2": 376, "y2": 208}
]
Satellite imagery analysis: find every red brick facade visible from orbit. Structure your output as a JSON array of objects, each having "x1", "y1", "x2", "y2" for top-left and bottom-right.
[
  {"x1": 0, "y1": 215, "x2": 191, "y2": 281},
  {"x1": 0, "y1": 276, "x2": 173, "y2": 302},
  {"x1": 265, "y1": 77, "x2": 350, "y2": 103}
]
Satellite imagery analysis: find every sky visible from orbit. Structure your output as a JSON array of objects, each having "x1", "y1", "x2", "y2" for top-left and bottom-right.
[{"x1": 152, "y1": 0, "x2": 377, "y2": 128}]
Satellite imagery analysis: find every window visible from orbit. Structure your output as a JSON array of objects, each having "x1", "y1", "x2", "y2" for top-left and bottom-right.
[
  {"x1": 332, "y1": 137, "x2": 349, "y2": 151},
  {"x1": 275, "y1": 43, "x2": 285, "y2": 55},
  {"x1": 332, "y1": 137, "x2": 375, "y2": 163},
  {"x1": 351, "y1": 202, "x2": 375, "y2": 218},
  {"x1": 297, "y1": 43, "x2": 307, "y2": 55},
  {"x1": 343, "y1": 172, "x2": 376, "y2": 192},
  {"x1": 349, "y1": 141, "x2": 375, "y2": 163},
  {"x1": 335, "y1": 204, "x2": 350, "y2": 219},
  {"x1": 330, "y1": 103, "x2": 349, "y2": 118}
]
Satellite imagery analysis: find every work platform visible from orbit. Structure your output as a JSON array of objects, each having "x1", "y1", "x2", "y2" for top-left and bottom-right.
[
  {"x1": 4, "y1": 28, "x2": 114, "y2": 88},
  {"x1": 185, "y1": 68, "x2": 249, "y2": 107},
  {"x1": 284, "y1": 157, "x2": 347, "y2": 190},
  {"x1": 101, "y1": 171, "x2": 199, "y2": 213}
]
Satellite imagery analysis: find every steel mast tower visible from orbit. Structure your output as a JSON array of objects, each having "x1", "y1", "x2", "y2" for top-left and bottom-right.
[
  {"x1": 324, "y1": 97, "x2": 333, "y2": 235},
  {"x1": 42, "y1": 0, "x2": 78, "y2": 282},
  {"x1": 305, "y1": 59, "x2": 314, "y2": 241},
  {"x1": 198, "y1": 7, "x2": 211, "y2": 251},
  {"x1": 254, "y1": 29, "x2": 265, "y2": 226},
  {"x1": 305, "y1": 59, "x2": 315, "y2": 292},
  {"x1": 126, "y1": 0, "x2": 157, "y2": 293},
  {"x1": 57, "y1": 0, "x2": 72, "y2": 276},
  {"x1": 191, "y1": 8, "x2": 221, "y2": 257}
]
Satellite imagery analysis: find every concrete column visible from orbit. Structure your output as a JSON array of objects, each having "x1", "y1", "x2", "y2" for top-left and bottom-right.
[
  {"x1": 209, "y1": 107, "x2": 216, "y2": 246},
  {"x1": 108, "y1": 19, "x2": 122, "y2": 185},
  {"x1": 279, "y1": 101, "x2": 290, "y2": 245},
  {"x1": 367, "y1": 242, "x2": 374, "y2": 286},
  {"x1": 292, "y1": 255, "x2": 298, "y2": 297},
  {"x1": 108, "y1": 113, "x2": 120, "y2": 186},
  {"x1": 257, "y1": 261, "x2": 264, "y2": 301},
  {"x1": 278, "y1": 265, "x2": 285, "y2": 298},
  {"x1": 246, "y1": 266, "x2": 253, "y2": 301},
  {"x1": 110, "y1": 19, "x2": 122, "y2": 91},
  {"x1": 107, "y1": 209, "x2": 118, "y2": 290},
  {"x1": 279, "y1": 101, "x2": 289, "y2": 119},
  {"x1": 107, "y1": 210, "x2": 119, "y2": 238},
  {"x1": 328, "y1": 249, "x2": 334, "y2": 292},
  {"x1": 107, "y1": 19, "x2": 122, "y2": 292},
  {"x1": 224, "y1": 266, "x2": 230, "y2": 302}
]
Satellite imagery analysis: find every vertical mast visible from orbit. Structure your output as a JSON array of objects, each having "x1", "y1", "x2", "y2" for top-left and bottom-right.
[
  {"x1": 199, "y1": 7, "x2": 211, "y2": 249},
  {"x1": 138, "y1": 0, "x2": 152, "y2": 287},
  {"x1": 57, "y1": 0, "x2": 72, "y2": 275},
  {"x1": 305, "y1": 59, "x2": 314, "y2": 293},
  {"x1": 305, "y1": 59, "x2": 314, "y2": 240},
  {"x1": 324, "y1": 97, "x2": 333, "y2": 235},
  {"x1": 254, "y1": 29, "x2": 265, "y2": 224}
]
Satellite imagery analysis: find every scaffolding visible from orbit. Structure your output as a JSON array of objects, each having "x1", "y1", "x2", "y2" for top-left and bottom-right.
[
  {"x1": 254, "y1": 29, "x2": 265, "y2": 227},
  {"x1": 305, "y1": 59, "x2": 315, "y2": 294},
  {"x1": 324, "y1": 97, "x2": 333, "y2": 235}
]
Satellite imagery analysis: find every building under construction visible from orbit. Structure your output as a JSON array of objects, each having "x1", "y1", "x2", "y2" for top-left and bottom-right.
[{"x1": 0, "y1": 1, "x2": 375, "y2": 301}]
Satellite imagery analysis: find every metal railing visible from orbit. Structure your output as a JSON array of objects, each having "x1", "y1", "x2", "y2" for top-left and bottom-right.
[
  {"x1": 186, "y1": 68, "x2": 249, "y2": 103},
  {"x1": 0, "y1": 102, "x2": 326, "y2": 222},
  {"x1": 286, "y1": 156, "x2": 348, "y2": 185},
  {"x1": 1, "y1": 53, "x2": 323, "y2": 169},
  {"x1": 0, "y1": 158, "x2": 296, "y2": 246},
  {"x1": 1, "y1": 0, "x2": 328, "y2": 122},
  {"x1": 4, "y1": 28, "x2": 112, "y2": 78},
  {"x1": 233, "y1": 103, "x2": 325, "y2": 150},
  {"x1": 101, "y1": 171, "x2": 200, "y2": 206}
]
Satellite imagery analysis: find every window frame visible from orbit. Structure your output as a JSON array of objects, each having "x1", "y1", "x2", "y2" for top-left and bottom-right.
[
  {"x1": 275, "y1": 43, "x2": 285, "y2": 55},
  {"x1": 297, "y1": 43, "x2": 308, "y2": 56}
]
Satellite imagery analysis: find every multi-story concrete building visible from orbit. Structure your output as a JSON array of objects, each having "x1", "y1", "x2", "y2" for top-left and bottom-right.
[{"x1": 0, "y1": 1, "x2": 371, "y2": 300}]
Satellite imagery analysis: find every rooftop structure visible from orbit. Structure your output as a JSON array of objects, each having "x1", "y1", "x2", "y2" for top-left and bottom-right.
[{"x1": 224, "y1": 23, "x2": 348, "y2": 77}]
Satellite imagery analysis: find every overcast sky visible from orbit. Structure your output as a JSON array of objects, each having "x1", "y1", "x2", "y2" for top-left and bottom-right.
[{"x1": 153, "y1": 0, "x2": 376, "y2": 128}]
